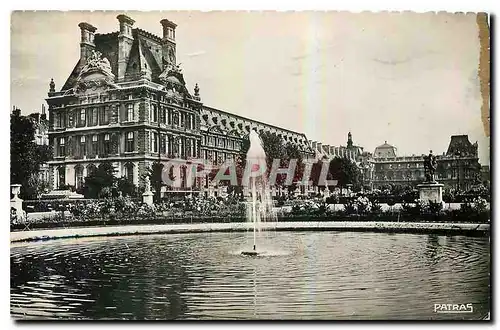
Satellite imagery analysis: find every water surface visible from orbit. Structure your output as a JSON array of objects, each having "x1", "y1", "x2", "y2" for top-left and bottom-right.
[{"x1": 11, "y1": 231, "x2": 490, "y2": 320}]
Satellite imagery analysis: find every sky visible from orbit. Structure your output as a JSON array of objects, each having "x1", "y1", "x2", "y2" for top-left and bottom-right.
[{"x1": 10, "y1": 11, "x2": 489, "y2": 164}]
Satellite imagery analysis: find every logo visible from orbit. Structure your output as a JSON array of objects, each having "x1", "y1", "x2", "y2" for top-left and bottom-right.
[{"x1": 434, "y1": 303, "x2": 473, "y2": 314}]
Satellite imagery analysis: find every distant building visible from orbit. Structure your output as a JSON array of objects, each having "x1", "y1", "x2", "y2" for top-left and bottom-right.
[
  {"x1": 28, "y1": 105, "x2": 49, "y2": 146},
  {"x1": 370, "y1": 135, "x2": 481, "y2": 190},
  {"x1": 28, "y1": 106, "x2": 50, "y2": 187},
  {"x1": 436, "y1": 135, "x2": 482, "y2": 191},
  {"x1": 373, "y1": 141, "x2": 397, "y2": 158},
  {"x1": 311, "y1": 132, "x2": 364, "y2": 162}
]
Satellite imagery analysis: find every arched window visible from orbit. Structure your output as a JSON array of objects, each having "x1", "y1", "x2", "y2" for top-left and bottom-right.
[
  {"x1": 125, "y1": 163, "x2": 134, "y2": 183},
  {"x1": 75, "y1": 165, "x2": 84, "y2": 189},
  {"x1": 87, "y1": 164, "x2": 97, "y2": 177}
]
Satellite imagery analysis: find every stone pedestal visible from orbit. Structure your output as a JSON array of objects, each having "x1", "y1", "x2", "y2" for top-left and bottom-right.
[
  {"x1": 417, "y1": 182, "x2": 444, "y2": 203},
  {"x1": 142, "y1": 190, "x2": 154, "y2": 206},
  {"x1": 10, "y1": 184, "x2": 24, "y2": 219},
  {"x1": 142, "y1": 176, "x2": 154, "y2": 205}
]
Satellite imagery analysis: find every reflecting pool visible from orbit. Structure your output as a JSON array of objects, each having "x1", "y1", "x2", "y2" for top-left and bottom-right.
[{"x1": 11, "y1": 231, "x2": 490, "y2": 320}]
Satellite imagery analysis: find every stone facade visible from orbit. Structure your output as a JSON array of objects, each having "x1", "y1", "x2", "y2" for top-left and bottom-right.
[
  {"x1": 46, "y1": 14, "x2": 314, "y2": 197},
  {"x1": 370, "y1": 135, "x2": 481, "y2": 190}
]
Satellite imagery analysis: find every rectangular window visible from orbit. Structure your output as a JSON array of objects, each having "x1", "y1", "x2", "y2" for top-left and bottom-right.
[
  {"x1": 180, "y1": 113, "x2": 185, "y2": 127},
  {"x1": 126, "y1": 132, "x2": 134, "y2": 152},
  {"x1": 127, "y1": 104, "x2": 134, "y2": 121},
  {"x1": 152, "y1": 132, "x2": 158, "y2": 153},
  {"x1": 79, "y1": 109, "x2": 86, "y2": 126},
  {"x1": 151, "y1": 104, "x2": 158, "y2": 123},
  {"x1": 161, "y1": 134, "x2": 167, "y2": 154},
  {"x1": 80, "y1": 135, "x2": 86, "y2": 156},
  {"x1": 59, "y1": 137, "x2": 65, "y2": 156},
  {"x1": 104, "y1": 133, "x2": 110, "y2": 155},
  {"x1": 92, "y1": 135, "x2": 98, "y2": 155},
  {"x1": 57, "y1": 112, "x2": 63, "y2": 128},
  {"x1": 104, "y1": 107, "x2": 110, "y2": 124},
  {"x1": 161, "y1": 107, "x2": 167, "y2": 124},
  {"x1": 88, "y1": 108, "x2": 98, "y2": 126}
]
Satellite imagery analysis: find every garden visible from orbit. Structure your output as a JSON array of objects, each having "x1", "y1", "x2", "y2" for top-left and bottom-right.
[{"x1": 12, "y1": 190, "x2": 490, "y2": 231}]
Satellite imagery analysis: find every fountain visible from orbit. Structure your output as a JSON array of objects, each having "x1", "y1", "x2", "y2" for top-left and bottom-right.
[{"x1": 241, "y1": 131, "x2": 276, "y2": 256}]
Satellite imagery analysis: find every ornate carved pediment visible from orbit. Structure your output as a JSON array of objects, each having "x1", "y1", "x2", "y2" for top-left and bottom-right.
[
  {"x1": 80, "y1": 50, "x2": 114, "y2": 79},
  {"x1": 159, "y1": 64, "x2": 186, "y2": 86},
  {"x1": 70, "y1": 51, "x2": 118, "y2": 95}
]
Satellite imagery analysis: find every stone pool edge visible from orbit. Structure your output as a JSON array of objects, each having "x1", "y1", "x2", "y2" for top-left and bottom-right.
[{"x1": 10, "y1": 221, "x2": 490, "y2": 243}]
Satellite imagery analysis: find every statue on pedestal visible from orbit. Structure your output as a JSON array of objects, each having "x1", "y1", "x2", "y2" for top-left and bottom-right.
[
  {"x1": 423, "y1": 150, "x2": 438, "y2": 183},
  {"x1": 145, "y1": 175, "x2": 152, "y2": 192}
]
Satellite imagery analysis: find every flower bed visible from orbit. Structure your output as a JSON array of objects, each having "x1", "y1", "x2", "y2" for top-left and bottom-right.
[{"x1": 11, "y1": 195, "x2": 490, "y2": 231}]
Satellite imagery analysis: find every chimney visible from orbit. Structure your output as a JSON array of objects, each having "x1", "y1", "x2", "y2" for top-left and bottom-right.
[
  {"x1": 78, "y1": 22, "x2": 97, "y2": 63},
  {"x1": 41, "y1": 104, "x2": 47, "y2": 121},
  {"x1": 117, "y1": 14, "x2": 135, "y2": 81},
  {"x1": 160, "y1": 19, "x2": 177, "y2": 69}
]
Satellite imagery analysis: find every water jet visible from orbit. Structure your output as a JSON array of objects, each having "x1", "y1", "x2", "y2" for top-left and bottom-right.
[{"x1": 240, "y1": 130, "x2": 276, "y2": 256}]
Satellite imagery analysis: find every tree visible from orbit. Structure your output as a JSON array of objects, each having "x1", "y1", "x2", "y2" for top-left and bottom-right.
[
  {"x1": 83, "y1": 162, "x2": 116, "y2": 198},
  {"x1": 329, "y1": 157, "x2": 361, "y2": 193},
  {"x1": 147, "y1": 162, "x2": 164, "y2": 203},
  {"x1": 116, "y1": 177, "x2": 137, "y2": 197},
  {"x1": 310, "y1": 156, "x2": 336, "y2": 190},
  {"x1": 283, "y1": 142, "x2": 305, "y2": 192},
  {"x1": 310, "y1": 157, "x2": 361, "y2": 195},
  {"x1": 10, "y1": 110, "x2": 53, "y2": 199}
]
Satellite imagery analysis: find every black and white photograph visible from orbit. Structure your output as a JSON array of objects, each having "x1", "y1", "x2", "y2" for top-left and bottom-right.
[{"x1": 9, "y1": 9, "x2": 491, "y2": 321}]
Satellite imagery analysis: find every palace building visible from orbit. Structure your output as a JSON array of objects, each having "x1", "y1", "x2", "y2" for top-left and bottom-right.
[
  {"x1": 46, "y1": 15, "x2": 313, "y2": 196},
  {"x1": 370, "y1": 135, "x2": 481, "y2": 191}
]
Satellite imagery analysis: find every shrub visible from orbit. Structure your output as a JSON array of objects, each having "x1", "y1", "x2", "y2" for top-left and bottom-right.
[
  {"x1": 386, "y1": 197, "x2": 396, "y2": 207},
  {"x1": 473, "y1": 196, "x2": 489, "y2": 213},
  {"x1": 356, "y1": 196, "x2": 371, "y2": 214},
  {"x1": 460, "y1": 201, "x2": 474, "y2": 214},
  {"x1": 401, "y1": 201, "x2": 419, "y2": 216},
  {"x1": 325, "y1": 195, "x2": 339, "y2": 204},
  {"x1": 371, "y1": 201, "x2": 383, "y2": 215},
  {"x1": 343, "y1": 198, "x2": 357, "y2": 215},
  {"x1": 428, "y1": 201, "x2": 444, "y2": 214}
]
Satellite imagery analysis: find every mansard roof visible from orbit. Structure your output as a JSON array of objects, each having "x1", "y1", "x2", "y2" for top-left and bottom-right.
[
  {"x1": 60, "y1": 29, "x2": 166, "y2": 92},
  {"x1": 446, "y1": 135, "x2": 478, "y2": 157}
]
